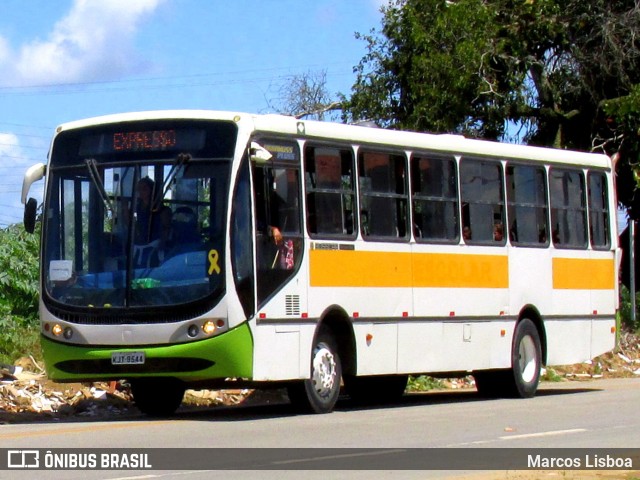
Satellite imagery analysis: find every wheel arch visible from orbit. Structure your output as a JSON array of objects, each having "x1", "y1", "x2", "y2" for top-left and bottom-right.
[
  {"x1": 518, "y1": 304, "x2": 547, "y2": 366},
  {"x1": 315, "y1": 305, "x2": 357, "y2": 377}
]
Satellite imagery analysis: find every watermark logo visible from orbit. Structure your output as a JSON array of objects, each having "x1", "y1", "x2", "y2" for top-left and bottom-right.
[{"x1": 7, "y1": 450, "x2": 39, "y2": 469}]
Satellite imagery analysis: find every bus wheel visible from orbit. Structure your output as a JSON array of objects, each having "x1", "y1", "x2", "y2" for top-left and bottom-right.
[
  {"x1": 509, "y1": 319, "x2": 542, "y2": 398},
  {"x1": 130, "y1": 378, "x2": 185, "y2": 416},
  {"x1": 287, "y1": 330, "x2": 342, "y2": 414},
  {"x1": 346, "y1": 375, "x2": 408, "y2": 405},
  {"x1": 473, "y1": 319, "x2": 541, "y2": 398}
]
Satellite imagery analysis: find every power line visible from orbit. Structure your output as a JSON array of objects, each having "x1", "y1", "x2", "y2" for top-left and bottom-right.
[
  {"x1": 0, "y1": 121, "x2": 52, "y2": 130},
  {"x1": 0, "y1": 142, "x2": 49, "y2": 150},
  {"x1": 0, "y1": 62, "x2": 353, "y2": 92},
  {"x1": 0, "y1": 64, "x2": 354, "y2": 97}
]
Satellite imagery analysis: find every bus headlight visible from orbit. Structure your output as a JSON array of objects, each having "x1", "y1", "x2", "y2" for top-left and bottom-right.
[
  {"x1": 47, "y1": 323, "x2": 73, "y2": 340},
  {"x1": 187, "y1": 319, "x2": 225, "y2": 338},
  {"x1": 202, "y1": 320, "x2": 217, "y2": 335}
]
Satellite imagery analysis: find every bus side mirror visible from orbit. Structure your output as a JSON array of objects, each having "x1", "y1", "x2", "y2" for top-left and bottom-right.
[
  {"x1": 24, "y1": 197, "x2": 38, "y2": 234},
  {"x1": 21, "y1": 162, "x2": 46, "y2": 205}
]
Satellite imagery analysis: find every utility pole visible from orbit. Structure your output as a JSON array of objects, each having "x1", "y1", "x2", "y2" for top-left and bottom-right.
[{"x1": 631, "y1": 219, "x2": 636, "y2": 325}]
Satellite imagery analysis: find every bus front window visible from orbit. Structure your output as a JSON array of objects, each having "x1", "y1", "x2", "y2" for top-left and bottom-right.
[
  {"x1": 44, "y1": 159, "x2": 229, "y2": 309},
  {"x1": 41, "y1": 120, "x2": 236, "y2": 313}
]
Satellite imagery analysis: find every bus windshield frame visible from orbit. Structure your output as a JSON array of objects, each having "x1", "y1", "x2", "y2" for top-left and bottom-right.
[{"x1": 41, "y1": 119, "x2": 237, "y2": 321}]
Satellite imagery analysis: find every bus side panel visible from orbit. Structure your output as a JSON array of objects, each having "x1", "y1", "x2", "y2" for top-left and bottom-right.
[
  {"x1": 546, "y1": 250, "x2": 617, "y2": 365},
  {"x1": 353, "y1": 322, "x2": 398, "y2": 375},
  {"x1": 544, "y1": 319, "x2": 593, "y2": 366},
  {"x1": 397, "y1": 320, "x2": 514, "y2": 373},
  {"x1": 396, "y1": 322, "x2": 443, "y2": 373},
  {"x1": 508, "y1": 247, "x2": 552, "y2": 317},
  {"x1": 591, "y1": 318, "x2": 617, "y2": 359},
  {"x1": 251, "y1": 321, "x2": 301, "y2": 380}
]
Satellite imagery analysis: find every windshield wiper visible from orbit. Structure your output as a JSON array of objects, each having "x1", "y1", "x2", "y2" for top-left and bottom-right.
[
  {"x1": 85, "y1": 158, "x2": 114, "y2": 214},
  {"x1": 151, "y1": 152, "x2": 191, "y2": 212}
]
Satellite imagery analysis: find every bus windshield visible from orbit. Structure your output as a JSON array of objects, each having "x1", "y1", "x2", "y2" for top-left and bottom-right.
[{"x1": 42, "y1": 120, "x2": 236, "y2": 311}]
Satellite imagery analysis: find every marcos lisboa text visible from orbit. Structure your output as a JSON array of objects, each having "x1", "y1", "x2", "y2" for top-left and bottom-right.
[
  {"x1": 7, "y1": 450, "x2": 151, "y2": 470},
  {"x1": 528, "y1": 453, "x2": 634, "y2": 469}
]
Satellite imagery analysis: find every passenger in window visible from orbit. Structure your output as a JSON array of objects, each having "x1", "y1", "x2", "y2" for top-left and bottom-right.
[
  {"x1": 316, "y1": 153, "x2": 342, "y2": 188},
  {"x1": 493, "y1": 223, "x2": 504, "y2": 242},
  {"x1": 265, "y1": 168, "x2": 299, "y2": 270},
  {"x1": 463, "y1": 226, "x2": 472, "y2": 241},
  {"x1": 313, "y1": 151, "x2": 344, "y2": 234},
  {"x1": 126, "y1": 177, "x2": 172, "y2": 267}
]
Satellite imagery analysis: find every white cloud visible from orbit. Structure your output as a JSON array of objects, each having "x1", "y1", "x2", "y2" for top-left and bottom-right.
[
  {"x1": 4, "y1": 0, "x2": 165, "y2": 86},
  {"x1": 0, "y1": 132, "x2": 22, "y2": 158}
]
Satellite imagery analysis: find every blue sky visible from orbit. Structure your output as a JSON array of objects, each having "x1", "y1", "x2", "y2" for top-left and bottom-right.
[{"x1": 0, "y1": 0, "x2": 385, "y2": 227}]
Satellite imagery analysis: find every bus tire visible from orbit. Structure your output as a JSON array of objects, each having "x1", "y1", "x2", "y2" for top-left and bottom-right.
[
  {"x1": 473, "y1": 319, "x2": 541, "y2": 398},
  {"x1": 130, "y1": 378, "x2": 185, "y2": 417},
  {"x1": 346, "y1": 375, "x2": 408, "y2": 405},
  {"x1": 287, "y1": 330, "x2": 342, "y2": 414},
  {"x1": 508, "y1": 318, "x2": 542, "y2": 398}
]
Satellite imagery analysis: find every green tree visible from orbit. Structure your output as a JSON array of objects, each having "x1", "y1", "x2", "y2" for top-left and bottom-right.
[
  {"x1": 344, "y1": 0, "x2": 640, "y2": 157},
  {"x1": 0, "y1": 223, "x2": 40, "y2": 323},
  {"x1": 0, "y1": 222, "x2": 41, "y2": 364}
]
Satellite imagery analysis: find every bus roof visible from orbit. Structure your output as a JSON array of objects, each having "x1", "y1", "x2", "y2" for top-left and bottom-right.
[{"x1": 55, "y1": 109, "x2": 611, "y2": 170}]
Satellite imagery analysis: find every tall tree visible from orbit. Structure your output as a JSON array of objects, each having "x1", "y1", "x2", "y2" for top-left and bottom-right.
[{"x1": 344, "y1": 0, "x2": 640, "y2": 155}]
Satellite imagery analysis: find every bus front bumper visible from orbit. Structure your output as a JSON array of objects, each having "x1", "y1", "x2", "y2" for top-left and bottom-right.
[{"x1": 40, "y1": 323, "x2": 253, "y2": 383}]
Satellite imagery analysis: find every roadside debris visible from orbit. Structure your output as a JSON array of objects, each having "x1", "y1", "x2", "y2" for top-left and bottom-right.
[{"x1": 1, "y1": 331, "x2": 638, "y2": 422}]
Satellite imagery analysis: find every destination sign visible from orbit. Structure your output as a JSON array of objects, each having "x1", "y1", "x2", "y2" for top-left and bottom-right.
[
  {"x1": 113, "y1": 130, "x2": 177, "y2": 152},
  {"x1": 79, "y1": 128, "x2": 206, "y2": 156}
]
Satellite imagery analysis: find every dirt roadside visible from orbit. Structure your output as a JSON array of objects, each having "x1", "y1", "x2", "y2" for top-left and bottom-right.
[{"x1": 1, "y1": 330, "x2": 638, "y2": 423}]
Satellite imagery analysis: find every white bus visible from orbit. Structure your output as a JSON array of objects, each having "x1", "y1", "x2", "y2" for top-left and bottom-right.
[{"x1": 22, "y1": 110, "x2": 618, "y2": 415}]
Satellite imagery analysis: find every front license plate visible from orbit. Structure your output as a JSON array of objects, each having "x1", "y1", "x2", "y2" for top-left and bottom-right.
[{"x1": 111, "y1": 351, "x2": 145, "y2": 365}]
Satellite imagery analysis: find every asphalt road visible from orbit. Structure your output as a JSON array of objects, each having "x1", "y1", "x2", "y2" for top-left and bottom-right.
[{"x1": 1, "y1": 377, "x2": 639, "y2": 480}]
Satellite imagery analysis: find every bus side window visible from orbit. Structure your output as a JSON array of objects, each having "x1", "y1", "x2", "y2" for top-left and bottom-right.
[
  {"x1": 506, "y1": 164, "x2": 549, "y2": 246},
  {"x1": 460, "y1": 158, "x2": 505, "y2": 244},
  {"x1": 411, "y1": 154, "x2": 459, "y2": 243},
  {"x1": 549, "y1": 168, "x2": 588, "y2": 249},
  {"x1": 304, "y1": 146, "x2": 356, "y2": 237},
  {"x1": 358, "y1": 151, "x2": 408, "y2": 240},
  {"x1": 588, "y1": 171, "x2": 610, "y2": 249}
]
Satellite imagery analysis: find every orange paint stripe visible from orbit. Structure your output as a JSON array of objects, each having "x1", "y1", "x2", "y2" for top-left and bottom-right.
[
  {"x1": 412, "y1": 252, "x2": 509, "y2": 288},
  {"x1": 310, "y1": 249, "x2": 412, "y2": 287},
  {"x1": 309, "y1": 250, "x2": 509, "y2": 288},
  {"x1": 553, "y1": 257, "x2": 615, "y2": 290}
]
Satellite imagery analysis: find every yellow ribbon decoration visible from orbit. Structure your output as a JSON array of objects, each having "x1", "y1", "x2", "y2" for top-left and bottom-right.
[{"x1": 208, "y1": 249, "x2": 221, "y2": 275}]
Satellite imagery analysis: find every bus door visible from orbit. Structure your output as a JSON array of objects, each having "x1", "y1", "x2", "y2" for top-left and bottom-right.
[{"x1": 251, "y1": 140, "x2": 303, "y2": 307}]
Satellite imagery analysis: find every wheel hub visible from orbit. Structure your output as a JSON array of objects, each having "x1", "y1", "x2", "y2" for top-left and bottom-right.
[
  {"x1": 312, "y1": 345, "x2": 337, "y2": 397},
  {"x1": 518, "y1": 334, "x2": 537, "y2": 383}
]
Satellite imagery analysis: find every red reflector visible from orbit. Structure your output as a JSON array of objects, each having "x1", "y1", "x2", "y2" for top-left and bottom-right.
[
  {"x1": 259, "y1": 313, "x2": 266, "y2": 319},
  {"x1": 449, "y1": 311, "x2": 455, "y2": 317},
  {"x1": 353, "y1": 312, "x2": 359, "y2": 318},
  {"x1": 301, "y1": 312, "x2": 308, "y2": 318},
  {"x1": 593, "y1": 310, "x2": 598, "y2": 315},
  {"x1": 402, "y1": 311, "x2": 409, "y2": 317}
]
